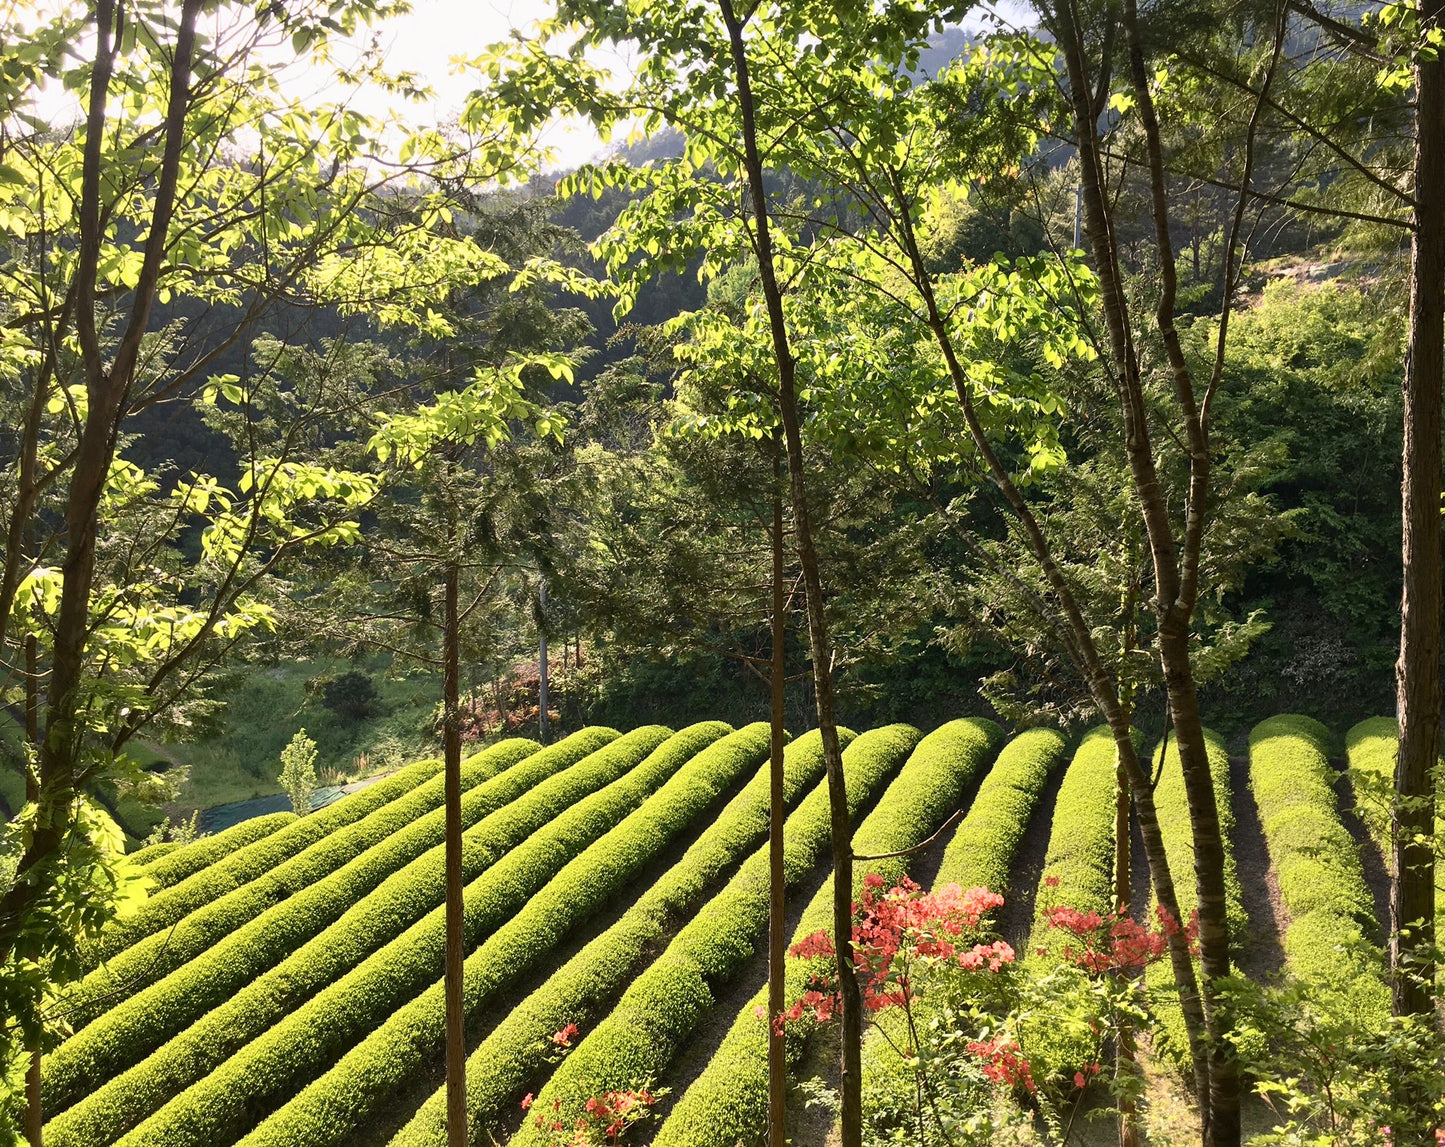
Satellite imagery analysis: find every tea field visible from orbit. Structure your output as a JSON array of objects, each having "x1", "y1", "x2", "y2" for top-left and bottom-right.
[{"x1": 37, "y1": 714, "x2": 1414, "y2": 1146}]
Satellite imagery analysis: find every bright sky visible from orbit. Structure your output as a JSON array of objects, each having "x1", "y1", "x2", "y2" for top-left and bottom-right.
[
  {"x1": 357, "y1": 0, "x2": 618, "y2": 170},
  {"x1": 16, "y1": 0, "x2": 1031, "y2": 173}
]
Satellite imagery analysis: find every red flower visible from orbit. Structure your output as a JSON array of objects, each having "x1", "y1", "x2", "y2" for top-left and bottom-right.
[
  {"x1": 520, "y1": 1092, "x2": 533, "y2": 1111},
  {"x1": 551, "y1": 1022, "x2": 578, "y2": 1046}
]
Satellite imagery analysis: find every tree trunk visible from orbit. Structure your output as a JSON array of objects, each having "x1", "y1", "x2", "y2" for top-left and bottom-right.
[
  {"x1": 443, "y1": 558, "x2": 468, "y2": 1147},
  {"x1": 716, "y1": 5, "x2": 861, "y2": 1142},
  {"x1": 1392, "y1": 0, "x2": 1443, "y2": 1124},
  {"x1": 0, "y1": 0, "x2": 203, "y2": 971},
  {"x1": 25, "y1": 1040, "x2": 42, "y2": 1147},
  {"x1": 538, "y1": 577, "x2": 550, "y2": 744},
  {"x1": 767, "y1": 445, "x2": 788, "y2": 1147}
]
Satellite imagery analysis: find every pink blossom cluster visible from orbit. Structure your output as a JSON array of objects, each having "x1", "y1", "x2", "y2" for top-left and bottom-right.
[
  {"x1": 777, "y1": 876, "x2": 1014, "y2": 1029},
  {"x1": 1039, "y1": 900, "x2": 1194, "y2": 973},
  {"x1": 523, "y1": 1078, "x2": 658, "y2": 1146},
  {"x1": 965, "y1": 1036, "x2": 1036, "y2": 1093}
]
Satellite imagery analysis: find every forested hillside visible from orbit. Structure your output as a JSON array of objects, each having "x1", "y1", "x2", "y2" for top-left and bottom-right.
[{"x1": 1, "y1": 0, "x2": 1442, "y2": 1144}]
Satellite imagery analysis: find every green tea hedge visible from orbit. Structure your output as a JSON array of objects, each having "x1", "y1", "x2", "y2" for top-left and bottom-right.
[
  {"x1": 130, "y1": 813, "x2": 296, "y2": 894},
  {"x1": 1147, "y1": 726, "x2": 1248, "y2": 1066},
  {"x1": 112, "y1": 726, "x2": 689, "y2": 1147},
  {"x1": 1249, "y1": 715, "x2": 1387, "y2": 1016},
  {"x1": 243, "y1": 722, "x2": 760, "y2": 1146},
  {"x1": 655, "y1": 719, "x2": 1003, "y2": 1147},
  {"x1": 858, "y1": 727, "x2": 1068, "y2": 1110},
  {"x1": 128, "y1": 841, "x2": 180, "y2": 867},
  {"x1": 507, "y1": 724, "x2": 923, "y2": 1147},
  {"x1": 390, "y1": 728, "x2": 851, "y2": 1147},
  {"x1": 1345, "y1": 716, "x2": 1444, "y2": 915},
  {"x1": 43, "y1": 730, "x2": 618, "y2": 1140},
  {"x1": 64, "y1": 746, "x2": 530, "y2": 1027},
  {"x1": 1026, "y1": 726, "x2": 1119, "y2": 958},
  {"x1": 935, "y1": 727, "x2": 1068, "y2": 895},
  {"x1": 91, "y1": 756, "x2": 453, "y2": 964}
]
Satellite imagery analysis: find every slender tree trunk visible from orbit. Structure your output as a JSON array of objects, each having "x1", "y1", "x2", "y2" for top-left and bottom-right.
[
  {"x1": 1114, "y1": 755, "x2": 1141, "y2": 1147},
  {"x1": 1392, "y1": 0, "x2": 1444, "y2": 1125},
  {"x1": 0, "y1": 0, "x2": 202, "y2": 970},
  {"x1": 25, "y1": 1037, "x2": 42, "y2": 1147},
  {"x1": 716, "y1": 5, "x2": 861, "y2": 1141},
  {"x1": 767, "y1": 445, "x2": 788, "y2": 1147},
  {"x1": 538, "y1": 577, "x2": 549, "y2": 744},
  {"x1": 443, "y1": 558, "x2": 467, "y2": 1147},
  {"x1": 24, "y1": 616, "x2": 42, "y2": 1147},
  {"x1": 1048, "y1": 4, "x2": 1247, "y2": 1137},
  {"x1": 887, "y1": 166, "x2": 1214, "y2": 1105}
]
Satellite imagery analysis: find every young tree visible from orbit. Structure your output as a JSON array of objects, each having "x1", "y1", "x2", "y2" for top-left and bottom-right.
[{"x1": 277, "y1": 729, "x2": 319, "y2": 816}]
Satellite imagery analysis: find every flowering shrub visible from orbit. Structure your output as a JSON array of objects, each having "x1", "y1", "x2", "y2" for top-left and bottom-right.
[
  {"x1": 524, "y1": 1023, "x2": 666, "y2": 1146},
  {"x1": 782, "y1": 876, "x2": 1181, "y2": 1145},
  {"x1": 526, "y1": 1086, "x2": 660, "y2": 1147}
]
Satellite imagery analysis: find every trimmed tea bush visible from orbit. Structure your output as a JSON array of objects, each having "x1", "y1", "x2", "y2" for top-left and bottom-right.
[
  {"x1": 1249, "y1": 715, "x2": 1387, "y2": 1016},
  {"x1": 508, "y1": 725, "x2": 923, "y2": 1147},
  {"x1": 1027, "y1": 727, "x2": 1119, "y2": 958},
  {"x1": 655, "y1": 719, "x2": 1003, "y2": 1147},
  {"x1": 243, "y1": 722, "x2": 764, "y2": 1146},
  {"x1": 63, "y1": 746, "x2": 530, "y2": 1027},
  {"x1": 131, "y1": 813, "x2": 296, "y2": 894},
  {"x1": 98, "y1": 754, "x2": 456, "y2": 959},
  {"x1": 112, "y1": 726, "x2": 691, "y2": 1147},
  {"x1": 935, "y1": 727, "x2": 1069, "y2": 894},
  {"x1": 857, "y1": 727, "x2": 1068, "y2": 1109},
  {"x1": 44, "y1": 730, "x2": 619, "y2": 1138},
  {"x1": 127, "y1": 841, "x2": 180, "y2": 867},
  {"x1": 1147, "y1": 726, "x2": 1248, "y2": 1066},
  {"x1": 390, "y1": 728, "x2": 853, "y2": 1147}
]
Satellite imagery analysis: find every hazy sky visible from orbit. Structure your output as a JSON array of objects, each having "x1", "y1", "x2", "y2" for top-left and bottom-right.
[{"x1": 351, "y1": 0, "x2": 622, "y2": 170}]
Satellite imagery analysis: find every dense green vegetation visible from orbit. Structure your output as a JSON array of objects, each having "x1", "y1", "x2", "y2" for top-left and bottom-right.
[{"x1": 3, "y1": 0, "x2": 1444, "y2": 1142}]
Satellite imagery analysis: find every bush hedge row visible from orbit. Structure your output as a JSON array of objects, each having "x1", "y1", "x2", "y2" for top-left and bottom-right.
[
  {"x1": 244, "y1": 721, "x2": 768, "y2": 1146},
  {"x1": 1146, "y1": 726, "x2": 1248, "y2": 1067},
  {"x1": 506, "y1": 724, "x2": 924, "y2": 1147},
  {"x1": 857, "y1": 727, "x2": 1068, "y2": 1110},
  {"x1": 654, "y1": 719, "x2": 1003, "y2": 1147},
  {"x1": 111, "y1": 725, "x2": 698, "y2": 1147},
  {"x1": 128, "y1": 841, "x2": 181, "y2": 867},
  {"x1": 1345, "y1": 716, "x2": 1444, "y2": 914},
  {"x1": 389, "y1": 728, "x2": 852, "y2": 1147},
  {"x1": 1249, "y1": 715, "x2": 1387, "y2": 1016},
  {"x1": 91, "y1": 756, "x2": 455, "y2": 964},
  {"x1": 1026, "y1": 726, "x2": 1120, "y2": 958},
  {"x1": 43, "y1": 729, "x2": 619, "y2": 1139},
  {"x1": 131, "y1": 813, "x2": 296, "y2": 894},
  {"x1": 64, "y1": 748, "x2": 525, "y2": 1028},
  {"x1": 1016, "y1": 726, "x2": 1122, "y2": 1082},
  {"x1": 934, "y1": 727, "x2": 1068, "y2": 896}
]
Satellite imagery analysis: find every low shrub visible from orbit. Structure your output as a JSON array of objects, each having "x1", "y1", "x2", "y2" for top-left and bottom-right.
[
  {"x1": 1249, "y1": 715, "x2": 1387, "y2": 1016},
  {"x1": 111, "y1": 726, "x2": 692, "y2": 1147},
  {"x1": 1146, "y1": 726, "x2": 1248, "y2": 1067},
  {"x1": 859, "y1": 727, "x2": 1068, "y2": 1110},
  {"x1": 1345, "y1": 716, "x2": 1444, "y2": 917},
  {"x1": 243, "y1": 722, "x2": 765, "y2": 1146},
  {"x1": 127, "y1": 841, "x2": 180, "y2": 867},
  {"x1": 934, "y1": 727, "x2": 1069, "y2": 895},
  {"x1": 1019, "y1": 726, "x2": 1120, "y2": 1081},
  {"x1": 131, "y1": 812, "x2": 296, "y2": 894},
  {"x1": 390, "y1": 728, "x2": 853, "y2": 1147},
  {"x1": 43, "y1": 730, "x2": 616, "y2": 1139},
  {"x1": 78, "y1": 752, "x2": 459, "y2": 996},
  {"x1": 1027, "y1": 727, "x2": 1120, "y2": 958},
  {"x1": 654, "y1": 719, "x2": 1003, "y2": 1147},
  {"x1": 507, "y1": 724, "x2": 923, "y2": 1147}
]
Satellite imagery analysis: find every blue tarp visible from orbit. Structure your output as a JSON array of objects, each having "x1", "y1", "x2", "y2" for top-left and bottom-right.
[{"x1": 198, "y1": 785, "x2": 346, "y2": 833}]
